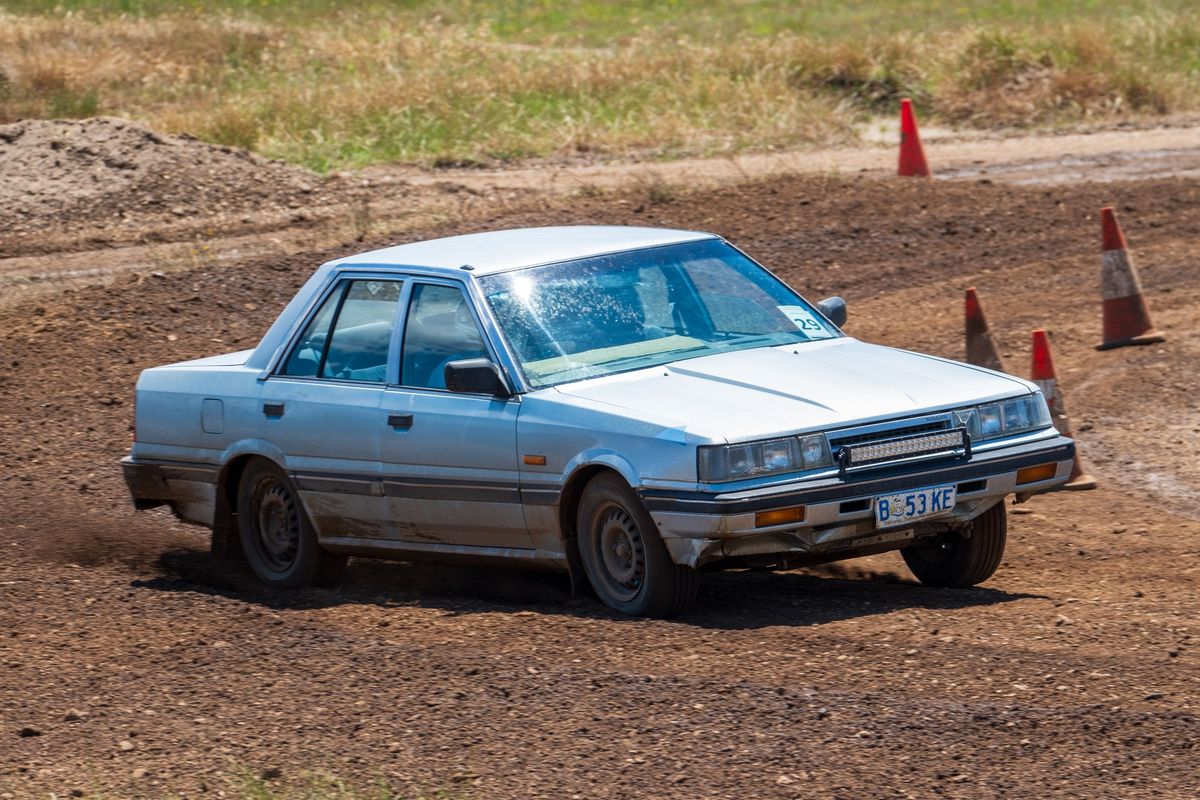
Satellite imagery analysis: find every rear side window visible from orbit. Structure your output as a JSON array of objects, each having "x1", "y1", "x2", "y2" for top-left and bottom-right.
[{"x1": 281, "y1": 279, "x2": 402, "y2": 382}]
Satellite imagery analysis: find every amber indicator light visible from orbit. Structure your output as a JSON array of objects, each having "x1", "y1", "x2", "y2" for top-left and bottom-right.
[
  {"x1": 523, "y1": 454, "x2": 547, "y2": 466},
  {"x1": 1016, "y1": 463, "x2": 1057, "y2": 484},
  {"x1": 754, "y1": 506, "x2": 805, "y2": 528}
]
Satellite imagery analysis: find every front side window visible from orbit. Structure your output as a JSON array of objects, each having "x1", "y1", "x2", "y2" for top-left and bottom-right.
[
  {"x1": 281, "y1": 279, "x2": 402, "y2": 382},
  {"x1": 400, "y1": 284, "x2": 490, "y2": 389},
  {"x1": 479, "y1": 238, "x2": 838, "y2": 388}
]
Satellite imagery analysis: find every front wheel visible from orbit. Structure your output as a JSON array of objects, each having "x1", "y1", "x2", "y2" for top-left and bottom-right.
[
  {"x1": 576, "y1": 473, "x2": 698, "y2": 618},
  {"x1": 901, "y1": 501, "x2": 1006, "y2": 587},
  {"x1": 236, "y1": 459, "x2": 346, "y2": 588}
]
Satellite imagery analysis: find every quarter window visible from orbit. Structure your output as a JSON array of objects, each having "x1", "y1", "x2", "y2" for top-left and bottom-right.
[
  {"x1": 281, "y1": 279, "x2": 402, "y2": 382},
  {"x1": 400, "y1": 284, "x2": 489, "y2": 389}
]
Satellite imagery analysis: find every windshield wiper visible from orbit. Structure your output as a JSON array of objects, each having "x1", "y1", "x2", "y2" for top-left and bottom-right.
[
  {"x1": 599, "y1": 345, "x2": 713, "y2": 370},
  {"x1": 722, "y1": 335, "x2": 775, "y2": 347}
]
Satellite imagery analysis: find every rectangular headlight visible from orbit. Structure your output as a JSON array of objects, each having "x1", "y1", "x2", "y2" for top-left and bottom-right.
[
  {"x1": 698, "y1": 433, "x2": 832, "y2": 483},
  {"x1": 958, "y1": 393, "x2": 1052, "y2": 442}
]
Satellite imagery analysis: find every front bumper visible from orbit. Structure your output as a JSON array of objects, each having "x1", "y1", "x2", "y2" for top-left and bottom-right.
[{"x1": 643, "y1": 435, "x2": 1075, "y2": 567}]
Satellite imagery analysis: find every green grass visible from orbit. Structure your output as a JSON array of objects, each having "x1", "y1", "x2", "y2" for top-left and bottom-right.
[
  {"x1": 2, "y1": 0, "x2": 1195, "y2": 40},
  {"x1": 235, "y1": 772, "x2": 399, "y2": 800},
  {"x1": 1, "y1": 1, "x2": 1199, "y2": 171},
  {"x1": 229, "y1": 767, "x2": 457, "y2": 800}
]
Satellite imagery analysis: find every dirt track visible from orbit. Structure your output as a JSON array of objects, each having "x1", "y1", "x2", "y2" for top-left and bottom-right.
[{"x1": 1, "y1": 134, "x2": 1199, "y2": 798}]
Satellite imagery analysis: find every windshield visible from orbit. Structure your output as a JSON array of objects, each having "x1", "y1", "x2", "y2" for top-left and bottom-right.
[{"x1": 479, "y1": 238, "x2": 839, "y2": 388}]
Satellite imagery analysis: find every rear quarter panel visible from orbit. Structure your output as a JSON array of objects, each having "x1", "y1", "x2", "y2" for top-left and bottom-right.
[{"x1": 133, "y1": 363, "x2": 262, "y2": 464}]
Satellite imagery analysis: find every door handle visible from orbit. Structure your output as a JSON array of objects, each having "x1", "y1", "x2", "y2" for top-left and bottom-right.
[
  {"x1": 387, "y1": 414, "x2": 413, "y2": 430},
  {"x1": 263, "y1": 402, "x2": 285, "y2": 417}
]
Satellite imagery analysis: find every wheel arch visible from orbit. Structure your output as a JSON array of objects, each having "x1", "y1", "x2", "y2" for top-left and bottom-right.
[
  {"x1": 559, "y1": 465, "x2": 624, "y2": 543},
  {"x1": 556, "y1": 450, "x2": 641, "y2": 538},
  {"x1": 555, "y1": 462, "x2": 635, "y2": 593},
  {"x1": 211, "y1": 441, "x2": 290, "y2": 559},
  {"x1": 558, "y1": 460, "x2": 699, "y2": 617}
]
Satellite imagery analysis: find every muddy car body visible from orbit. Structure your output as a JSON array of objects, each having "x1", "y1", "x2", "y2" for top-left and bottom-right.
[{"x1": 124, "y1": 226, "x2": 1075, "y2": 616}]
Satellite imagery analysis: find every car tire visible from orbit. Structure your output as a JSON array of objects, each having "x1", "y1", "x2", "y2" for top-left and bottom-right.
[
  {"x1": 576, "y1": 473, "x2": 698, "y2": 617},
  {"x1": 901, "y1": 501, "x2": 1006, "y2": 588},
  {"x1": 236, "y1": 458, "x2": 347, "y2": 589}
]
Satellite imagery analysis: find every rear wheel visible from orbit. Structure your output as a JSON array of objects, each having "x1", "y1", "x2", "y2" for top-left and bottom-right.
[
  {"x1": 576, "y1": 473, "x2": 698, "y2": 617},
  {"x1": 236, "y1": 459, "x2": 346, "y2": 588},
  {"x1": 901, "y1": 501, "x2": 1006, "y2": 587}
]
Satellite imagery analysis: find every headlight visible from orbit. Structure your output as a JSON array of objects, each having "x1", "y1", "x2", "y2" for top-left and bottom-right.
[
  {"x1": 957, "y1": 393, "x2": 1052, "y2": 442},
  {"x1": 698, "y1": 433, "x2": 832, "y2": 482}
]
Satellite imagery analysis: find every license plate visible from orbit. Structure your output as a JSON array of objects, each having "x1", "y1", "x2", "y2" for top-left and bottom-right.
[{"x1": 874, "y1": 484, "x2": 956, "y2": 529}]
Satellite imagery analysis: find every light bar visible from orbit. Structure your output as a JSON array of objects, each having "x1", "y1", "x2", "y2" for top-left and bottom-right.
[{"x1": 843, "y1": 429, "x2": 967, "y2": 468}]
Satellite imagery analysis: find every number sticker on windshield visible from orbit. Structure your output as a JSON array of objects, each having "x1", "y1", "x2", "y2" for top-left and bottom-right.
[{"x1": 777, "y1": 305, "x2": 824, "y2": 333}]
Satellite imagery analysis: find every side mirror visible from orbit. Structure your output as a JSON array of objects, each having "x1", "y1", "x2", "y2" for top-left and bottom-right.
[
  {"x1": 817, "y1": 296, "x2": 847, "y2": 328},
  {"x1": 444, "y1": 358, "x2": 511, "y2": 397}
]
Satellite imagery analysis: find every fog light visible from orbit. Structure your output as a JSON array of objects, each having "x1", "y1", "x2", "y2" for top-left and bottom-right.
[
  {"x1": 754, "y1": 506, "x2": 805, "y2": 528},
  {"x1": 1017, "y1": 463, "x2": 1057, "y2": 484}
]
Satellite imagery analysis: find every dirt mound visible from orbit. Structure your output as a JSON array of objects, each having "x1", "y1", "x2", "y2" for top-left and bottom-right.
[{"x1": 0, "y1": 117, "x2": 328, "y2": 256}]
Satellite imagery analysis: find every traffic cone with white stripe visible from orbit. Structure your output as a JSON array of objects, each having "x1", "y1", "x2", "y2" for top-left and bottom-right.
[
  {"x1": 898, "y1": 99, "x2": 930, "y2": 178},
  {"x1": 1097, "y1": 207, "x2": 1165, "y2": 350},
  {"x1": 1031, "y1": 329, "x2": 1097, "y2": 491},
  {"x1": 965, "y1": 287, "x2": 1005, "y2": 372}
]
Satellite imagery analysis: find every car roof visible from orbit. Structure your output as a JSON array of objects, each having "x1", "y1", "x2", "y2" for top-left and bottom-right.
[{"x1": 327, "y1": 225, "x2": 718, "y2": 276}]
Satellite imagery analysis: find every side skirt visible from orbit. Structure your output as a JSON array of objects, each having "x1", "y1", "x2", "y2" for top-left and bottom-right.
[{"x1": 318, "y1": 536, "x2": 569, "y2": 572}]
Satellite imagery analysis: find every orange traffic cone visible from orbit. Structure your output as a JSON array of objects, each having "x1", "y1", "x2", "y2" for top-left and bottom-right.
[
  {"x1": 898, "y1": 99, "x2": 930, "y2": 178},
  {"x1": 1097, "y1": 207, "x2": 1165, "y2": 350},
  {"x1": 1031, "y1": 329, "x2": 1097, "y2": 491},
  {"x1": 965, "y1": 287, "x2": 1005, "y2": 372}
]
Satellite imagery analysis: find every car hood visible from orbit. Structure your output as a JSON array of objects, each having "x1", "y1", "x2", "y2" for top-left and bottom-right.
[{"x1": 551, "y1": 338, "x2": 1035, "y2": 442}]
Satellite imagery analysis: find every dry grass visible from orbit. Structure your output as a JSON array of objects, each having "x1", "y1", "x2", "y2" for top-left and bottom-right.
[{"x1": 1, "y1": 3, "x2": 1198, "y2": 170}]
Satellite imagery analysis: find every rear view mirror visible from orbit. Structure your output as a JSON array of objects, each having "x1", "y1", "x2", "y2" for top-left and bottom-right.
[
  {"x1": 444, "y1": 359, "x2": 510, "y2": 397},
  {"x1": 817, "y1": 296, "x2": 847, "y2": 328}
]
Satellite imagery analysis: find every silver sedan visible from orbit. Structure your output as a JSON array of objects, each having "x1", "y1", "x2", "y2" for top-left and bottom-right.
[{"x1": 123, "y1": 226, "x2": 1074, "y2": 616}]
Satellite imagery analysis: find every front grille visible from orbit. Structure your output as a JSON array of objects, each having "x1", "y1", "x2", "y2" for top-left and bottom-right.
[{"x1": 830, "y1": 419, "x2": 950, "y2": 448}]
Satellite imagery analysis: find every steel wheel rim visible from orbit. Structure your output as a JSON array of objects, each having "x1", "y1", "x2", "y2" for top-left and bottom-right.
[
  {"x1": 253, "y1": 478, "x2": 300, "y2": 573},
  {"x1": 592, "y1": 502, "x2": 646, "y2": 603}
]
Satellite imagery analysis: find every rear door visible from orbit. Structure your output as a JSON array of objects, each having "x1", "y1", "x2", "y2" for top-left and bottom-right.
[
  {"x1": 259, "y1": 276, "x2": 404, "y2": 539},
  {"x1": 378, "y1": 280, "x2": 531, "y2": 550}
]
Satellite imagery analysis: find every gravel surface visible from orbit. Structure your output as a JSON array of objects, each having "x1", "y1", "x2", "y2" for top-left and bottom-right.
[{"x1": 0, "y1": 168, "x2": 1197, "y2": 799}]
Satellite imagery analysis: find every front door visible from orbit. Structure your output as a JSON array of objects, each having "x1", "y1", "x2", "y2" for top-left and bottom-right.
[{"x1": 378, "y1": 281, "x2": 531, "y2": 550}]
